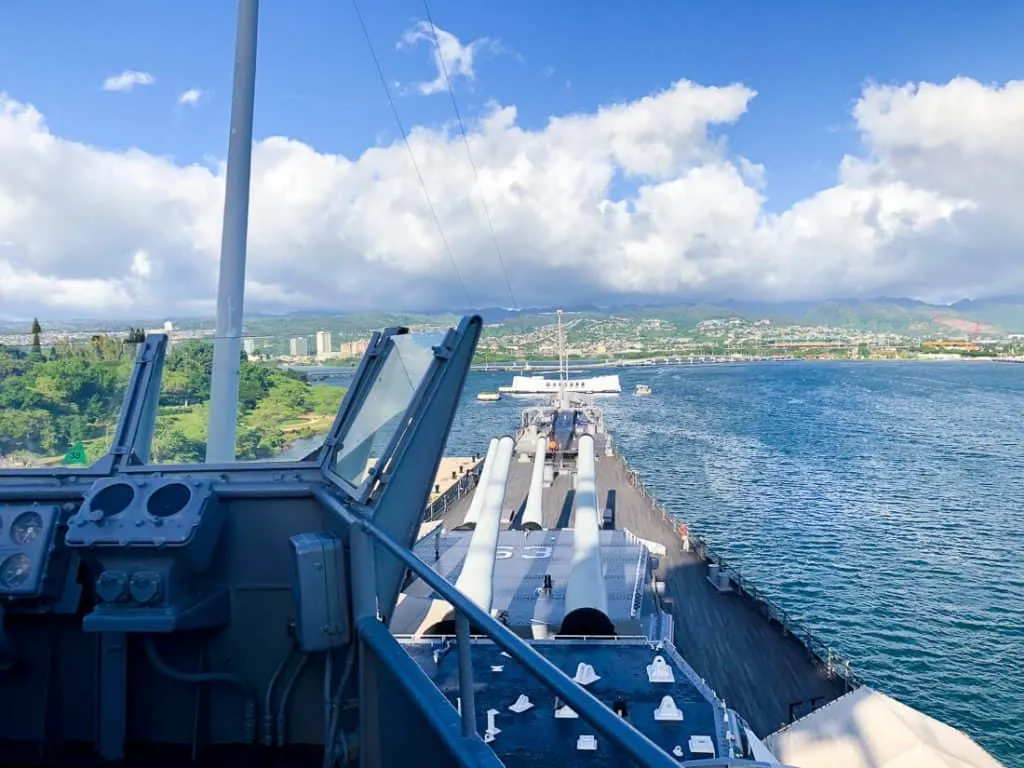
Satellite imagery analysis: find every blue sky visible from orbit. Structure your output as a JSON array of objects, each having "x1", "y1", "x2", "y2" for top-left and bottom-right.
[
  {"x1": 2, "y1": 1, "x2": 1024, "y2": 318},
  {"x1": 2, "y1": 0, "x2": 1020, "y2": 211}
]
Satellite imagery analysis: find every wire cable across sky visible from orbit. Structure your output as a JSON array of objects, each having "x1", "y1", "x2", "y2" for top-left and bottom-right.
[
  {"x1": 419, "y1": 0, "x2": 519, "y2": 310},
  {"x1": 349, "y1": 0, "x2": 473, "y2": 309}
]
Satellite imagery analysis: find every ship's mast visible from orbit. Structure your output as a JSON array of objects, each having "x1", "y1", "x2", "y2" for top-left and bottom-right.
[
  {"x1": 556, "y1": 308, "x2": 567, "y2": 408},
  {"x1": 207, "y1": 0, "x2": 260, "y2": 462}
]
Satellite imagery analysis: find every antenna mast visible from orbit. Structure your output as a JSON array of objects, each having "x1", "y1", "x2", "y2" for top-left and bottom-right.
[
  {"x1": 207, "y1": 0, "x2": 260, "y2": 462},
  {"x1": 557, "y1": 309, "x2": 567, "y2": 407}
]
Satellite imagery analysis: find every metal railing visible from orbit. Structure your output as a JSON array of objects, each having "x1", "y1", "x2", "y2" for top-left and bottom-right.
[
  {"x1": 629, "y1": 547, "x2": 648, "y2": 618},
  {"x1": 423, "y1": 459, "x2": 483, "y2": 522},
  {"x1": 395, "y1": 634, "x2": 651, "y2": 643},
  {"x1": 621, "y1": 456, "x2": 864, "y2": 694},
  {"x1": 623, "y1": 526, "x2": 667, "y2": 556}
]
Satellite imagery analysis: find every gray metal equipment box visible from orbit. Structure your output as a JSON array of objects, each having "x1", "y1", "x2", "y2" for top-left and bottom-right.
[{"x1": 289, "y1": 532, "x2": 351, "y2": 652}]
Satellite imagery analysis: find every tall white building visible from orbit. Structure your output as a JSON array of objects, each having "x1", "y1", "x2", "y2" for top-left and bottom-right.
[
  {"x1": 290, "y1": 337, "x2": 309, "y2": 357},
  {"x1": 316, "y1": 330, "x2": 332, "y2": 356},
  {"x1": 243, "y1": 338, "x2": 255, "y2": 355}
]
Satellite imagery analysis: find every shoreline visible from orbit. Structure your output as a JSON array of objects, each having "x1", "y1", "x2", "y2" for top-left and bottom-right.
[{"x1": 467, "y1": 355, "x2": 1006, "y2": 373}]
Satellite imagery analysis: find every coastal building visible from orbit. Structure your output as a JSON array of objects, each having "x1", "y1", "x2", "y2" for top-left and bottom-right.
[
  {"x1": 315, "y1": 330, "x2": 332, "y2": 357},
  {"x1": 243, "y1": 338, "x2": 255, "y2": 355},
  {"x1": 289, "y1": 336, "x2": 309, "y2": 357},
  {"x1": 337, "y1": 339, "x2": 369, "y2": 358}
]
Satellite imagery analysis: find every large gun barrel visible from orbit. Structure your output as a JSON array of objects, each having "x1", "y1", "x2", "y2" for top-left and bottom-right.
[
  {"x1": 520, "y1": 436, "x2": 547, "y2": 531},
  {"x1": 453, "y1": 435, "x2": 514, "y2": 612},
  {"x1": 419, "y1": 436, "x2": 514, "y2": 635},
  {"x1": 559, "y1": 434, "x2": 614, "y2": 636},
  {"x1": 456, "y1": 437, "x2": 498, "y2": 530}
]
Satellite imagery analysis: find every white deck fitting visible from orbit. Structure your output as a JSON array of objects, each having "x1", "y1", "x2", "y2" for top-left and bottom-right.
[
  {"x1": 484, "y1": 708, "x2": 501, "y2": 743},
  {"x1": 508, "y1": 694, "x2": 533, "y2": 713},
  {"x1": 654, "y1": 696, "x2": 684, "y2": 722},
  {"x1": 573, "y1": 662, "x2": 600, "y2": 686},
  {"x1": 689, "y1": 735, "x2": 715, "y2": 756},
  {"x1": 648, "y1": 655, "x2": 675, "y2": 683},
  {"x1": 554, "y1": 703, "x2": 578, "y2": 719}
]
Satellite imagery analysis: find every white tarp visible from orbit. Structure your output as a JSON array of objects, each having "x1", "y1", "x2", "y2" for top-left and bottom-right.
[{"x1": 765, "y1": 686, "x2": 1004, "y2": 768}]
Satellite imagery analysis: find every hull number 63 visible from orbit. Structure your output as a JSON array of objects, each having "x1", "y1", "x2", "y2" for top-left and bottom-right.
[{"x1": 495, "y1": 545, "x2": 552, "y2": 559}]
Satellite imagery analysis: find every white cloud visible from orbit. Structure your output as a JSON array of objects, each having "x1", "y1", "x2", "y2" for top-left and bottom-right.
[
  {"x1": 399, "y1": 21, "x2": 497, "y2": 95},
  {"x1": 102, "y1": 70, "x2": 156, "y2": 92},
  {"x1": 178, "y1": 88, "x2": 204, "y2": 106},
  {"x1": 0, "y1": 76, "x2": 1021, "y2": 318},
  {"x1": 130, "y1": 250, "x2": 152, "y2": 277}
]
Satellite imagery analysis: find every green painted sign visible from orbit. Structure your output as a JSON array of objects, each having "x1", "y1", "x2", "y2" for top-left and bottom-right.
[{"x1": 63, "y1": 441, "x2": 88, "y2": 466}]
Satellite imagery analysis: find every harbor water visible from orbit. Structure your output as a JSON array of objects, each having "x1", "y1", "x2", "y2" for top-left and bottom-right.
[{"x1": 444, "y1": 360, "x2": 1024, "y2": 765}]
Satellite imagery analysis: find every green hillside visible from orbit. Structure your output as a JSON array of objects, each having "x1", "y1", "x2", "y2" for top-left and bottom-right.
[{"x1": 0, "y1": 338, "x2": 344, "y2": 466}]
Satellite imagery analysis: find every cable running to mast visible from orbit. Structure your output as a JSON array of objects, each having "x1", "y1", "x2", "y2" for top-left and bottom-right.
[
  {"x1": 349, "y1": 0, "x2": 473, "y2": 308},
  {"x1": 419, "y1": 0, "x2": 519, "y2": 310}
]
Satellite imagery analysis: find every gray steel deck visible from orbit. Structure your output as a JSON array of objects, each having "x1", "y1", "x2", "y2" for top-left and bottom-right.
[{"x1": 433, "y1": 453, "x2": 845, "y2": 737}]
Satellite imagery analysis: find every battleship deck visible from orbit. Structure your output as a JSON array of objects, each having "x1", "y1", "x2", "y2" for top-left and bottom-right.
[
  {"x1": 401, "y1": 639, "x2": 725, "y2": 766},
  {"x1": 431, "y1": 452, "x2": 845, "y2": 737}
]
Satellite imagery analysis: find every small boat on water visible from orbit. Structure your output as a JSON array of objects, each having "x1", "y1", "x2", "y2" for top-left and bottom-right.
[
  {"x1": 476, "y1": 391, "x2": 501, "y2": 402},
  {"x1": 635, "y1": 383, "x2": 652, "y2": 395}
]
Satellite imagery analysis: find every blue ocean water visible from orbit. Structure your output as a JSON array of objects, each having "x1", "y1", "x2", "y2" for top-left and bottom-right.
[{"x1": 447, "y1": 361, "x2": 1023, "y2": 764}]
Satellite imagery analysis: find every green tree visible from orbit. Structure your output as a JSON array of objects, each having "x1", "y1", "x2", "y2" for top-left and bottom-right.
[
  {"x1": 238, "y1": 364, "x2": 273, "y2": 410},
  {"x1": 1, "y1": 336, "x2": 349, "y2": 465},
  {"x1": 151, "y1": 428, "x2": 206, "y2": 463},
  {"x1": 160, "y1": 341, "x2": 214, "y2": 405},
  {"x1": 31, "y1": 318, "x2": 42, "y2": 356}
]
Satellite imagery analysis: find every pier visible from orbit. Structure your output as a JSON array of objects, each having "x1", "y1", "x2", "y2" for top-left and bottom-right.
[
  {"x1": 427, "y1": 456, "x2": 479, "y2": 503},
  {"x1": 421, "y1": 450, "x2": 852, "y2": 737}
]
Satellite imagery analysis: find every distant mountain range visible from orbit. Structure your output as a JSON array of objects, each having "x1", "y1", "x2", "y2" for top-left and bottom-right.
[
  {"x1": 8, "y1": 296, "x2": 1024, "y2": 337},
  {"x1": 448, "y1": 297, "x2": 1024, "y2": 335}
]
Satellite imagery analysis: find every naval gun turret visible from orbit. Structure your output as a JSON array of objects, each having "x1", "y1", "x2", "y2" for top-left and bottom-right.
[
  {"x1": 420, "y1": 436, "x2": 515, "y2": 635},
  {"x1": 456, "y1": 436, "x2": 499, "y2": 531},
  {"x1": 453, "y1": 436, "x2": 515, "y2": 612},
  {"x1": 520, "y1": 435, "x2": 547, "y2": 531},
  {"x1": 558, "y1": 434, "x2": 615, "y2": 636}
]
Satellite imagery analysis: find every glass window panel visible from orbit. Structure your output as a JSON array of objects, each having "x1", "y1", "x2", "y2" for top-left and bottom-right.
[
  {"x1": 332, "y1": 334, "x2": 433, "y2": 486},
  {"x1": 0, "y1": 339, "x2": 138, "y2": 470}
]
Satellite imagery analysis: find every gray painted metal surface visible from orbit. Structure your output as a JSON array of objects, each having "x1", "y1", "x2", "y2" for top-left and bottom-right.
[
  {"x1": 563, "y1": 434, "x2": 608, "y2": 618},
  {"x1": 207, "y1": 0, "x2": 260, "y2": 462},
  {"x1": 520, "y1": 435, "x2": 547, "y2": 530},
  {"x1": 393, "y1": 530, "x2": 649, "y2": 634},
  {"x1": 454, "y1": 436, "x2": 514, "y2": 610},
  {"x1": 425, "y1": 443, "x2": 853, "y2": 738},
  {"x1": 317, "y1": 489, "x2": 688, "y2": 768}
]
